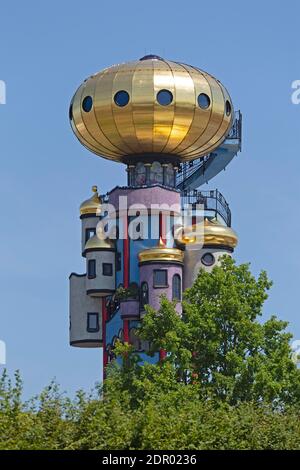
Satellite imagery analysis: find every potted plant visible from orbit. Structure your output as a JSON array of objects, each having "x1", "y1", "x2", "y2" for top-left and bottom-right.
[{"x1": 115, "y1": 283, "x2": 140, "y2": 319}]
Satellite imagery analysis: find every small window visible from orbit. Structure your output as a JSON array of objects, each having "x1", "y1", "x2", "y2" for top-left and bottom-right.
[
  {"x1": 172, "y1": 274, "x2": 181, "y2": 301},
  {"x1": 114, "y1": 90, "x2": 130, "y2": 107},
  {"x1": 103, "y1": 263, "x2": 113, "y2": 276},
  {"x1": 116, "y1": 252, "x2": 122, "y2": 272},
  {"x1": 85, "y1": 228, "x2": 96, "y2": 243},
  {"x1": 87, "y1": 312, "x2": 99, "y2": 332},
  {"x1": 225, "y1": 100, "x2": 232, "y2": 116},
  {"x1": 82, "y1": 96, "x2": 93, "y2": 112},
  {"x1": 140, "y1": 282, "x2": 149, "y2": 310},
  {"x1": 88, "y1": 259, "x2": 96, "y2": 279},
  {"x1": 69, "y1": 103, "x2": 73, "y2": 121},
  {"x1": 201, "y1": 252, "x2": 215, "y2": 267},
  {"x1": 198, "y1": 93, "x2": 211, "y2": 109},
  {"x1": 153, "y1": 269, "x2": 168, "y2": 287},
  {"x1": 157, "y1": 89, "x2": 173, "y2": 106}
]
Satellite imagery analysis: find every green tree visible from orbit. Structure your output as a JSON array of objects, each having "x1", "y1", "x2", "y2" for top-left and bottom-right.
[
  {"x1": 138, "y1": 256, "x2": 300, "y2": 406},
  {"x1": 2, "y1": 257, "x2": 300, "y2": 449}
]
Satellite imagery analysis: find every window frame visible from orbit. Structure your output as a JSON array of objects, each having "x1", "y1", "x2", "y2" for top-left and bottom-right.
[
  {"x1": 86, "y1": 312, "x2": 99, "y2": 333},
  {"x1": 140, "y1": 281, "x2": 149, "y2": 310},
  {"x1": 153, "y1": 269, "x2": 168, "y2": 288},
  {"x1": 172, "y1": 273, "x2": 182, "y2": 301},
  {"x1": 87, "y1": 259, "x2": 96, "y2": 279},
  {"x1": 102, "y1": 262, "x2": 113, "y2": 277},
  {"x1": 201, "y1": 252, "x2": 215, "y2": 267},
  {"x1": 85, "y1": 228, "x2": 96, "y2": 243},
  {"x1": 116, "y1": 252, "x2": 122, "y2": 272}
]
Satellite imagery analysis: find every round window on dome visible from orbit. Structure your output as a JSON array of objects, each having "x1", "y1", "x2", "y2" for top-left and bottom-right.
[
  {"x1": 82, "y1": 96, "x2": 93, "y2": 113},
  {"x1": 114, "y1": 90, "x2": 130, "y2": 107},
  {"x1": 226, "y1": 100, "x2": 232, "y2": 116},
  {"x1": 157, "y1": 89, "x2": 173, "y2": 106},
  {"x1": 198, "y1": 93, "x2": 211, "y2": 109},
  {"x1": 201, "y1": 252, "x2": 215, "y2": 267}
]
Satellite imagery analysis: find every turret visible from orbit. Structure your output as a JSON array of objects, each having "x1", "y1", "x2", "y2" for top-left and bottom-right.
[
  {"x1": 69, "y1": 273, "x2": 102, "y2": 348},
  {"x1": 83, "y1": 227, "x2": 116, "y2": 297},
  {"x1": 138, "y1": 238, "x2": 184, "y2": 314},
  {"x1": 80, "y1": 186, "x2": 101, "y2": 256},
  {"x1": 175, "y1": 218, "x2": 238, "y2": 289}
]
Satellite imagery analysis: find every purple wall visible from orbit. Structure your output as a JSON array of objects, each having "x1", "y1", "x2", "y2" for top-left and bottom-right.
[
  {"x1": 139, "y1": 262, "x2": 182, "y2": 314},
  {"x1": 108, "y1": 185, "x2": 181, "y2": 213}
]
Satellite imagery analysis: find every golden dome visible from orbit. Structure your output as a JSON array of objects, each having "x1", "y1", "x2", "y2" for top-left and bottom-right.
[
  {"x1": 175, "y1": 218, "x2": 238, "y2": 249},
  {"x1": 70, "y1": 56, "x2": 234, "y2": 163},
  {"x1": 80, "y1": 186, "x2": 101, "y2": 216},
  {"x1": 138, "y1": 237, "x2": 184, "y2": 264},
  {"x1": 84, "y1": 232, "x2": 115, "y2": 252}
]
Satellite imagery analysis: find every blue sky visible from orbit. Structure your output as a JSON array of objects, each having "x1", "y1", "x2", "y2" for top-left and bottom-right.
[{"x1": 1, "y1": 0, "x2": 300, "y2": 398}]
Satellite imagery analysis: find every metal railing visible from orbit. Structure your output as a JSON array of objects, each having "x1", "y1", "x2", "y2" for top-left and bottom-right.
[
  {"x1": 176, "y1": 110, "x2": 242, "y2": 190},
  {"x1": 181, "y1": 189, "x2": 231, "y2": 227}
]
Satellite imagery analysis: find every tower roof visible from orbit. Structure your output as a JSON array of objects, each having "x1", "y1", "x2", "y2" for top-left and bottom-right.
[
  {"x1": 175, "y1": 218, "x2": 238, "y2": 249},
  {"x1": 70, "y1": 57, "x2": 234, "y2": 163},
  {"x1": 79, "y1": 186, "x2": 101, "y2": 216},
  {"x1": 138, "y1": 237, "x2": 184, "y2": 264},
  {"x1": 84, "y1": 230, "x2": 115, "y2": 252}
]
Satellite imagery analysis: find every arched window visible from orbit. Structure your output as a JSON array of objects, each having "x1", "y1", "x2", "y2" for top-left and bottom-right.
[
  {"x1": 172, "y1": 274, "x2": 181, "y2": 301},
  {"x1": 140, "y1": 282, "x2": 149, "y2": 310}
]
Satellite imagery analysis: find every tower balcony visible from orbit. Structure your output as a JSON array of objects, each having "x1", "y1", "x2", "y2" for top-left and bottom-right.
[{"x1": 180, "y1": 189, "x2": 231, "y2": 227}]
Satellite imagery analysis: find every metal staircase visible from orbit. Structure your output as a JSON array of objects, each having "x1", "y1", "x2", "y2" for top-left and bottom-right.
[{"x1": 176, "y1": 111, "x2": 242, "y2": 191}]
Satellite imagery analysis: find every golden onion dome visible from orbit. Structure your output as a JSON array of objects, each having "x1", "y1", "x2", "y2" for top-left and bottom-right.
[
  {"x1": 138, "y1": 237, "x2": 184, "y2": 264},
  {"x1": 84, "y1": 231, "x2": 115, "y2": 252},
  {"x1": 175, "y1": 218, "x2": 238, "y2": 249},
  {"x1": 70, "y1": 55, "x2": 234, "y2": 163},
  {"x1": 80, "y1": 186, "x2": 101, "y2": 216}
]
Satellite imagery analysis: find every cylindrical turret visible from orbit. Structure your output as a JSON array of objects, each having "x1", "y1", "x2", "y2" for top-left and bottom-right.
[
  {"x1": 80, "y1": 186, "x2": 101, "y2": 256},
  {"x1": 84, "y1": 228, "x2": 116, "y2": 297},
  {"x1": 175, "y1": 218, "x2": 238, "y2": 289},
  {"x1": 69, "y1": 273, "x2": 102, "y2": 348},
  {"x1": 138, "y1": 238, "x2": 184, "y2": 314}
]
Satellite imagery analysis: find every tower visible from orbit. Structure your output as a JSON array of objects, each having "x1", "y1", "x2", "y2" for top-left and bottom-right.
[{"x1": 68, "y1": 55, "x2": 242, "y2": 374}]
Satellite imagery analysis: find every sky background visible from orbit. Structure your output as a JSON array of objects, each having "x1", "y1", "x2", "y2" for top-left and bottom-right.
[{"x1": 1, "y1": 0, "x2": 300, "y2": 398}]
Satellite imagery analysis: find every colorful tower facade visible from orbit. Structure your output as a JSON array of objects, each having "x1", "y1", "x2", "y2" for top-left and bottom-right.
[{"x1": 68, "y1": 56, "x2": 242, "y2": 375}]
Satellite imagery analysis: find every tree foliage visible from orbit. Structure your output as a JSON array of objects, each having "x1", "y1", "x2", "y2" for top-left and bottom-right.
[
  {"x1": 1, "y1": 257, "x2": 300, "y2": 449},
  {"x1": 139, "y1": 256, "x2": 300, "y2": 406}
]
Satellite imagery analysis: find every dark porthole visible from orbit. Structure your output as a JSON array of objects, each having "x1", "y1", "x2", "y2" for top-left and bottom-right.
[
  {"x1": 114, "y1": 90, "x2": 130, "y2": 107},
  {"x1": 82, "y1": 96, "x2": 93, "y2": 113},
  {"x1": 201, "y1": 252, "x2": 215, "y2": 267},
  {"x1": 69, "y1": 103, "x2": 73, "y2": 120},
  {"x1": 157, "y1": 89, "x2": 173, "y2": 106},
  {"x1": 198, "y1": 93, "x2": 211, "y2": 109},
  {"x1": 226, "y1": 100, "x2": 232, "y2": 116}
]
